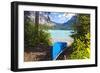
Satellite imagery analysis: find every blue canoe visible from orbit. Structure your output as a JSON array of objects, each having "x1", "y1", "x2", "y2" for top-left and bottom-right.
[{"x1": 51, "y1": 42, "x2": 67, "y2": 60}]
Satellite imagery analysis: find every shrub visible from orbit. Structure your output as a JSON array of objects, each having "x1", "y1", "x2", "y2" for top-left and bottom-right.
[
  {"x1": 68, "y1": 14, "x2": 90, "y2": 59},
  {"x1": 68, "y1": 36, "x2": 90, "y2": 59},
  {"x1": 24, "y1": 21, "x2": 52, "y2": 49}
]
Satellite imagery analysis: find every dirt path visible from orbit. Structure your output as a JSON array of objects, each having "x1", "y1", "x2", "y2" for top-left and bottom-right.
[
  {"x1": 24, "y1": 45, "x2": 73, "y2": 62},
  {"x1": 24, "y1": 46, "x2": 51, "y2": 62}
]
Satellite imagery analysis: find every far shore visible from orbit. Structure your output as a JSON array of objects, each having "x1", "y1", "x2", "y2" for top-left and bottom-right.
[{"x1": 49, "y1": 37, "x2": 74, "y2": 47}]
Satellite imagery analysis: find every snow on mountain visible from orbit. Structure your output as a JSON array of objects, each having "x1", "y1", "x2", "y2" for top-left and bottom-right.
[{"x1": 25, "y1": 11, "x2": 77, "y2": 29}]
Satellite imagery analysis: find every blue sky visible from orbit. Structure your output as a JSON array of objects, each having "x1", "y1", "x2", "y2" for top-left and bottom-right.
[{"x1": 49, "y1": 12, "x2": 75, "y2": 24}]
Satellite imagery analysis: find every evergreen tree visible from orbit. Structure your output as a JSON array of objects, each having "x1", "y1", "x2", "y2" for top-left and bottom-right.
[{"x1": 68, "y1": 14, "x2": 90, "y2": 59}]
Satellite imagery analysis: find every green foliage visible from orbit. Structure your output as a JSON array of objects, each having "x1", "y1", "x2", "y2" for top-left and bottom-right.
[
  {"x1": 68, "y1": 36, "x2": 90, "y2": 59},
  {"x1": 24, "y1": 21, "x2": 52, "y2": 49},
  {"x1": 38, "y1": 27, "x2": 52, "y2": 46},
  {"x1": 39, "y1": 24, "x2": 53, "y2": 30},
  {"x1": 68, "y1": 14, "x2": 90, "y2": 59}
]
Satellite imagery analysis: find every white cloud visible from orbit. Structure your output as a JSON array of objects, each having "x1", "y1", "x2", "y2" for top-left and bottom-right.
[
  {"x1": 58, "y1": 15, "x2": 62, "y2": 18},
  {"x1": 65, "y1": 13, "x2": 76, "y2": 21}
]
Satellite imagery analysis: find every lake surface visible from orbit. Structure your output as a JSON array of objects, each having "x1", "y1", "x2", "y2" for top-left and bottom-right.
[
  {"x1": 48, "y1": 30, "x2": 73, "y2": 38},
  {"x1": 48, "y1": 30, "x2": 74, "y2": 45}
]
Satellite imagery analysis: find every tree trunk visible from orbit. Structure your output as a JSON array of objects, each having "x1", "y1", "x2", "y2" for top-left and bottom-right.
[{"x1": 35, "y1": 11, "x2": 39, "y2": 44}]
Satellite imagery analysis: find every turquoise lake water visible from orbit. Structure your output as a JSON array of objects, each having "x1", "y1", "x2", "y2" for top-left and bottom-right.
[{"x1": 48, "y1": 30, "x2": 73, "y2": 39}]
